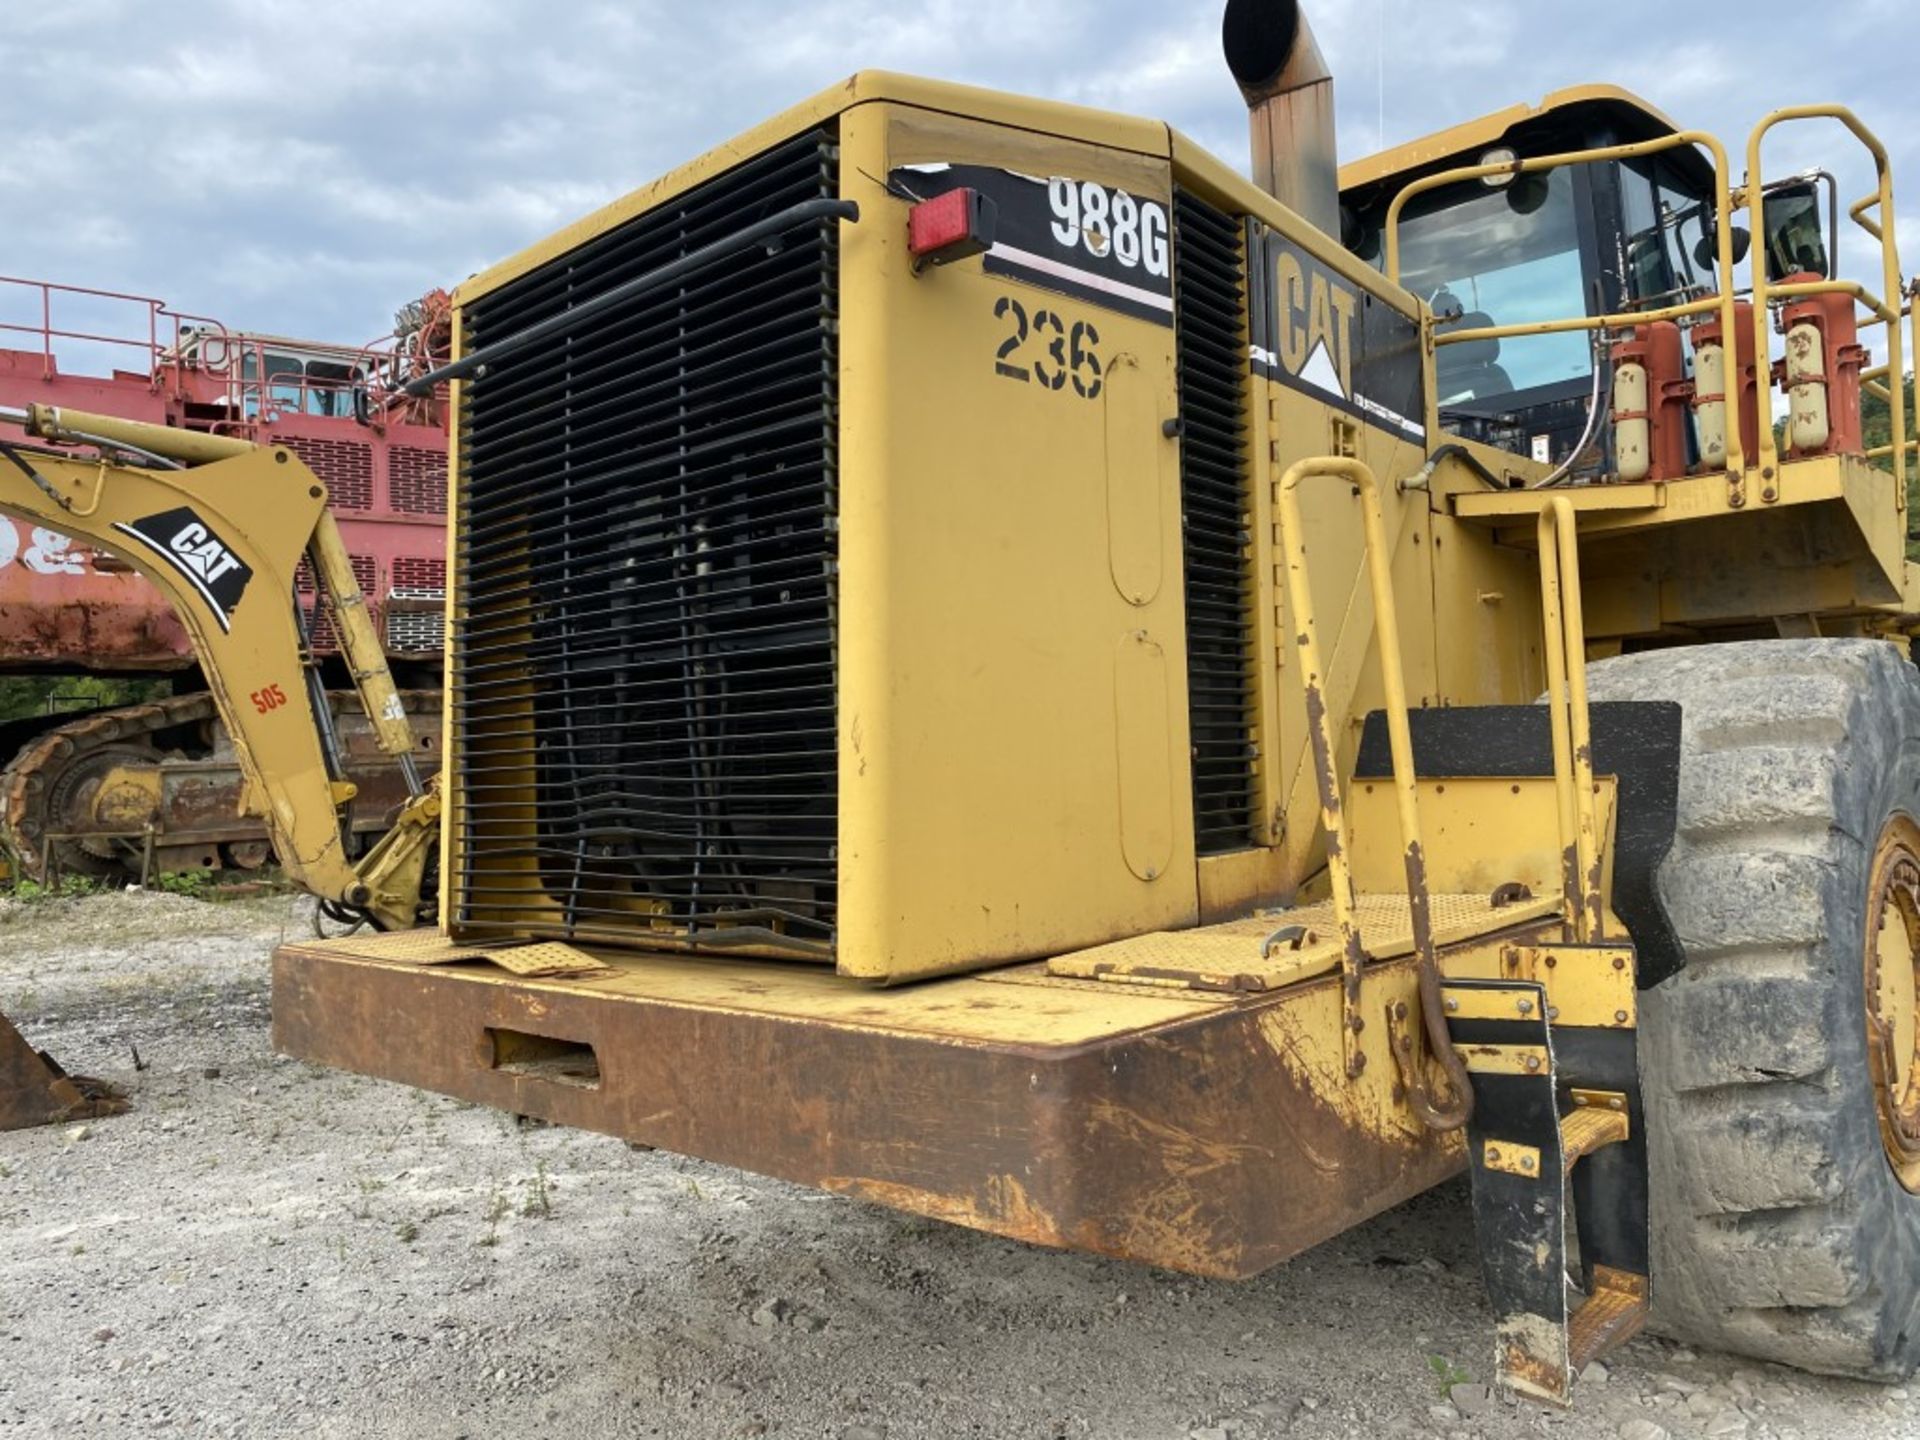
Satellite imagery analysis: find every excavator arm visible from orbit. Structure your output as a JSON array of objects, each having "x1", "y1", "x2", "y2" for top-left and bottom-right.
[{"x1": 0, "y1": 403, "x2": 437, "y2": 933}]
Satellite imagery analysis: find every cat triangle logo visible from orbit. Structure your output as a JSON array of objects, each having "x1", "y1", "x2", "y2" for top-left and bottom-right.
[
  {"x1": 112, "y1": 506, "x2": 255, "y2": 634},
  {"x1": 1298, "y1": 339, "x2": 1348, "y2": 401}
]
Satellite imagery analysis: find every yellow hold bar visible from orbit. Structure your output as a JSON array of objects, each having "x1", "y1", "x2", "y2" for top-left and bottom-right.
[
  {"x1": 307, "y1": 510, "x2": 418, "y2": 766},
  {"x1": 24, "y1": 403, "x2": 254, "y2": 466},
  {"x1": 1537, "y1": 497, "x2": 1604, "y2": 943}
]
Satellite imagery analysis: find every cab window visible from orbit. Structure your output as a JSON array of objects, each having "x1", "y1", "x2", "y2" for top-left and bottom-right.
[{"x1": 1395, "y1": 166, "x2": 1591, "y2": 404}]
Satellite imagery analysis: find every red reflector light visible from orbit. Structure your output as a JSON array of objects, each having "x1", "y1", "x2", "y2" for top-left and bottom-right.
[{"x1": 907, "y1": 188, "x2": 997, "y2": 268}]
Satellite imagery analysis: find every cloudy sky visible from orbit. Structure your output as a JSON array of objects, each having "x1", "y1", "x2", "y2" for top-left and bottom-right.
[{"x1": 3, "y1": 0, "x2": 1915, "y2": 356}]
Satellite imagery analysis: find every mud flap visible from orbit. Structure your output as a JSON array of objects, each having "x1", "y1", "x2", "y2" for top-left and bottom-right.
[
  {"x1": 0, "y1": 1009, "x2": 128, "y2": 1132},
  {"x1": 1446, "y1": 976, "x2": 1648, "y2": 1405}
]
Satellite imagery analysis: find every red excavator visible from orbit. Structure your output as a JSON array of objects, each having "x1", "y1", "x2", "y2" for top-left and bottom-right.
[{"x1": 0, "y1": 274, "x2": 449, "y2": 885}]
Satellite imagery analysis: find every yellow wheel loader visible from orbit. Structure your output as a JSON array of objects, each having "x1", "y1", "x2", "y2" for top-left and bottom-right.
[{"x1": 7, "y1": 0, "x2": 1920, "y2": 1405}]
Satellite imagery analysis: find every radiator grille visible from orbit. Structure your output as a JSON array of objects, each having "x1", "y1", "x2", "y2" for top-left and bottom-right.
[
  {"x1": 454, "y1": 130, "x2": 841, "y2": 952},
  {"x1": 1173, "y1": 192, "x2": 1258, "y2": 854}
]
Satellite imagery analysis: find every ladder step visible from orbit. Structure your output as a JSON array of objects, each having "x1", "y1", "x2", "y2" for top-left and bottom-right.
[
  {"x1": 1567, "y1": 1265, "x2": 1650, "y2": 1373},
  {"x1": 1560, "y1": 1102, "x2": 1630, "y2": 1175}
]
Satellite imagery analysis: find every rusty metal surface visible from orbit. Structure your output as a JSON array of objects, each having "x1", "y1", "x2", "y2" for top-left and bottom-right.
[
  {"x1": 2, "y1": 690, "x2": 440, "y2": 881},
  {"x1": 0, "y1": 529, "x2": 193, "y2": 668},
  {"x1": 272, "y1": 937, "x2": 1467, "y2": 1280},
  {"x1": 0, "y1": 1009, "x2": 127, "y2": 1132}
]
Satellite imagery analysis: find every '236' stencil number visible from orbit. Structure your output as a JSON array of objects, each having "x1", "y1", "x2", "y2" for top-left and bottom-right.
[{"x1": 993, "y1": 297, "x2": 1102, "y2": 399}]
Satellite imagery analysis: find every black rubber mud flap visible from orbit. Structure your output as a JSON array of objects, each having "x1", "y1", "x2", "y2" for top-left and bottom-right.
[
  {"x1": 1356, "y1": 702, "x2": 1684, "y2": 985},
  {"x1": 1446, "y1": 976, "x2": 1650, "y2": 1405}
]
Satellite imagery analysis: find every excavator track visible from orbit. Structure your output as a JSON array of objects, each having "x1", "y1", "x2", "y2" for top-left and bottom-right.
[{"x1": 1, "y1": 690, "x2": 440, "y2": 884}]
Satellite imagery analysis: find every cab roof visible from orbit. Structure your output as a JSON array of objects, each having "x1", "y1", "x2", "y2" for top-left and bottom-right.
[{"x1": 1339, "y1": 85, "x2": 1709, "y2": 198}]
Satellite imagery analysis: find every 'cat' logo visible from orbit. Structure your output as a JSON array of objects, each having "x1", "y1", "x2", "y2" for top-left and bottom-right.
[
  {"x1": 112, "y1": 506, "x2": 256, "y2": 633},
  {"x1": 167, "y1": 521, "x2": 246, "y2": 586},
  {"x1": 1274, "y1": 249, "x2": 1357, "y2": 401}
]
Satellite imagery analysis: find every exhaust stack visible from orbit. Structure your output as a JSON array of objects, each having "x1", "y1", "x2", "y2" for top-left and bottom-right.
[{"x1": 1222, "y1": 0, "x2": 1338, "y2": 237}]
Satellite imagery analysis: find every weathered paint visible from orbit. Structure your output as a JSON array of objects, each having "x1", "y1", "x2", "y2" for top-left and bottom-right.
[{"x1": 271, "y1": 932, "x2": 1493, "y2": 1280}]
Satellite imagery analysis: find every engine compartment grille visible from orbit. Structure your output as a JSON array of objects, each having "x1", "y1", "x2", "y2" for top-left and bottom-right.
[
  {"x1": 453, "y1": 129, "x2": 841, "y2": 952},
  {"x1": 1172, "y1": 191, "x2": 1258, "y2": 854}
]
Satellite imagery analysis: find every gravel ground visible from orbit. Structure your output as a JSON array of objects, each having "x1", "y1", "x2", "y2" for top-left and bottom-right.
[{"x1": 2, "y1": 890, "x2": 1918, "y2": 1440}]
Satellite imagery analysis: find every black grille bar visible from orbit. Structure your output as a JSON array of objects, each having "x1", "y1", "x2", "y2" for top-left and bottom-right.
[
  {"x1": 454, "y1": 130, "x2": 841, "y2": 952},
  {"x1": 1173, "y1": 191, "x2": 1258, "y2": 855}
]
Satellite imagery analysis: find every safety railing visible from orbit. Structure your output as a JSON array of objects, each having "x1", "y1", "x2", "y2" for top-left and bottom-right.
[
  {"x1": 1274, "y1": 455, "x2": 1472, "y2": 1129},
  {"x1": 176, "y1": 332, "x2": 425, "y2": 423},
  {"x1": 1747, "y1": 107, "x2": 1905, "y2": 497},
  {"x1": 1862, "y1": 279, "x2": 1919, "y2": 467},
  {"x1": 1536, "y1": 496, "x2": 1603, "y2": 944},
  {"x1": 0, "y1": 274, "x2": 442, "y2": 428},
  {"x1": 0, "y1": 274, "x2": 227, "y2": 387},
  {"x1": 1385, "y1": 110, "x2": 1911, "y2": 499}
]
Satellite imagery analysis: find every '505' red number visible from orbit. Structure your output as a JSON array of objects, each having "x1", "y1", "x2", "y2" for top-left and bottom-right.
[{"x1": 250, "y1": 683, "x2": 289, "y2": 715}]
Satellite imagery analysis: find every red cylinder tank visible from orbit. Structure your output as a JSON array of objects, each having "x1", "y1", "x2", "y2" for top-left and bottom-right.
[
  {"x1": 1610, "y1": 321, "x2": 1690, "y2": 482},
  {"x1": 1773, "y1": 272, "x2": 1871, "y2": 458}
]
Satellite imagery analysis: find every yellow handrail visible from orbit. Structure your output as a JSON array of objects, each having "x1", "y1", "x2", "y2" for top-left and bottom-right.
[
  {"x1": 1536, "y1": 497, "x2": 1603, "y2": 943},
  {"x1": 1746, "y1": 107, "x2": 1904, "y2": 494},
  {"x1": 1274, "y1": 456, "x2": 1470, "y2": 1129},
  {"x1": 1384, "y1": 131, "x2": 1745, "y2": 480}
]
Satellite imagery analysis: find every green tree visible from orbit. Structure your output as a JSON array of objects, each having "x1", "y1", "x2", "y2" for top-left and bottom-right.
[{"x1": 0, "y1": 675, "x2": 170, "y2": 725}]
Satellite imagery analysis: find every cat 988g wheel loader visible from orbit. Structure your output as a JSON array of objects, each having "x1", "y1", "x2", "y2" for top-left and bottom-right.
[{"x1": 8, "y1": 0, "x2": 1920, "y2": 1406}]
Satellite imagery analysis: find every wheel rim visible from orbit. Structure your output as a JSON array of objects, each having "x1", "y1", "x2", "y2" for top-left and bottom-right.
[{"x1": 1866, "y1": 815, "x2": 1920, "y2": 1192}]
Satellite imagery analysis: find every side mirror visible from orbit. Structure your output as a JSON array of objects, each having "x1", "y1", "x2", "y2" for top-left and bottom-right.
[
  {"x1": 1760, "y1": 179, "x2": 1833, "y2": 281},
  {"x1": 351, "y1": 385, "x2": 372, "y2": 428},
  {"x1": 1692, "y1": 217, "x2": 1752, "y2": 272}
]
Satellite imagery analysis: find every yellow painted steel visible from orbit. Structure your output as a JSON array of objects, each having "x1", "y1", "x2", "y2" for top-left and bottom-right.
[
  {"x1": 0, "y1": 409, "x2": 428, "y2": 928},
  {"x1": 456, "y1": 73, "x2": 1171, "y2": 311},
  {"x1": 1496, "y1": 946, "x2": 1637, "y2": 1030},
  {"x1": 1338, "y1": 85, "x2": 1685, "y2": 192},
  {"x1": 1483, "y1": 1139, "x2": 1542, "y2": 1177},
  {"x1": 1537, "y1": 498, "x2": 1603, "y2": 942},
  {"x1": 830, "y1": 103, "x2": 1197, "y2": 982},
  {"x1": 1273, "y1": 456, "x2": 1474, "y2": 1129},
  {"x1": 1273, "y1": 457, "x2": 1426, "y2": 1076}
]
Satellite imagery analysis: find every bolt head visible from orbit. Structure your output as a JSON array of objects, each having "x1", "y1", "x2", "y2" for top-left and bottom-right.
[
  {"x1": 1524, "y1": 1055, "x2": 1542, "y2": 1072},
  {"x1": 1614, "y1": 1009, "x2": 1630, "y2": 1024},
  {"x1": 1445, "y1": 998, "x2": 1459, "y2": 1012}
]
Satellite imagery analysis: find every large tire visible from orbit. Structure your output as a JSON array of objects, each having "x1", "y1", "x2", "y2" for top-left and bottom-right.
[{"x1": 1584, "y1": 639, "x2": 1920, "y2": 1377}]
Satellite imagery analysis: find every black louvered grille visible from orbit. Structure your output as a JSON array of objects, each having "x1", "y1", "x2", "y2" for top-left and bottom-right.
[
  {"x1": 1173, "y1": 192, "x2": 1258, "y2": 854},
  {"x1": 453, "y1": 130, "x2": 840, "y2": 951}
]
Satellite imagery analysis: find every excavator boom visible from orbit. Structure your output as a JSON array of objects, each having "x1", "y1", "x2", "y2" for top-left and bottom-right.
[{"x1": 0, "y1": 401, "x2": 437, "y2": 1128}]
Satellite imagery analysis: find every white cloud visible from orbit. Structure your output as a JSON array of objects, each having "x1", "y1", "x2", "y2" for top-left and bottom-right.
[{"x1": 0, "y1": 0, "x2": 1912, "y2": 353}]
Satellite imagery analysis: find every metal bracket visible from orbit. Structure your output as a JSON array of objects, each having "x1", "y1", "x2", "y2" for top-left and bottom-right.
[{"x1": 1258, "y1": 924, "x2": 1316, "y2": 959}]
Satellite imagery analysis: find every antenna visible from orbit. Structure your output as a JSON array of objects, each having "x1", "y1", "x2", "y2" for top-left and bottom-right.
[{"x1": 1377, "y1": 0, "x2": 1386, "y2": 145}]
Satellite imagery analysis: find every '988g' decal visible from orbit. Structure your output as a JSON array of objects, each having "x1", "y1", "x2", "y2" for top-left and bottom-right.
[
  {"x1": 892, "y1": 163, "x2": 1176, "y2": 327},
  {"x1": 1045, "y1": 180, "x2": 1170, "y2": 279}
]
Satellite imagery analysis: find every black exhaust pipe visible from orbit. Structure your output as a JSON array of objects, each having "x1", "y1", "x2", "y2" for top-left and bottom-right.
[{"x1": 1223, "y1": 0, "x2": 1338, "y2": 237}]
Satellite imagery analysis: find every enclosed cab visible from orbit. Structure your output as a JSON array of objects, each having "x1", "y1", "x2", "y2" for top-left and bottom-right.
[{"x1": 1340, "y1": 89, "x2": 1725, "y2": 469}]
